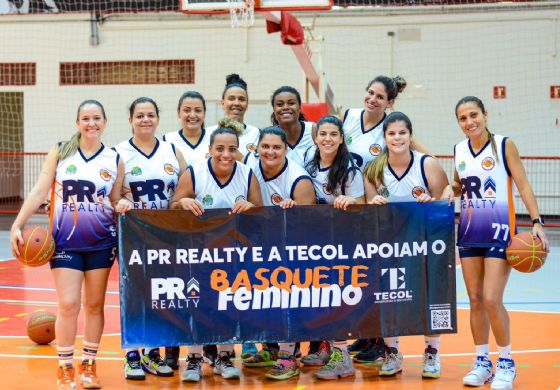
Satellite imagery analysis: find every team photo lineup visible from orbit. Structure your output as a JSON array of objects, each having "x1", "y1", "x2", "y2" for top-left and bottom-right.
[{"x1": 6, "y1": 64, "x2": 551, "y2": 390}]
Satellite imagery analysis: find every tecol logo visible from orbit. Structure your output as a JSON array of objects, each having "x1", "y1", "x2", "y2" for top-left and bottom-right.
[{"x1": 381, "y1": 268, "x2": 406, "y2": 290}]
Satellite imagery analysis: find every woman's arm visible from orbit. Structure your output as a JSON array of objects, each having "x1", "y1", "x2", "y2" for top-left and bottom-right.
[
  {"x1": 170, "y1": 168, "x2": 204, "y2": 216},
  {"x1": 281, "y1": 177, "x2": 316, "y2": 208},
  {"x1": 231, "y1": 172, "x2": 263, "y2": 214}
]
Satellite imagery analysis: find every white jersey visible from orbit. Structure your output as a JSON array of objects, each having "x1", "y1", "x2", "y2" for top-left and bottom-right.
[
  {"x1": 206, "y1": 123, "x2": 260, "y2": 157},
  {"x1": 190, "y1": 159, "x2": 254, "y2": 209},
  {"x1": 50, "y1": 145, "x2": 118, "y2": 251},
  {"x1": 286, "y1": 121, "x2": 315, "y2": 168},
  {"x1": 304, "y1": 158, "x2": 364, "y2": 205},
  {"x1": 113, "y1": 138, "x2": 180, "y2": 210},
  {"x1": 454, "y1": 134, "x2": 515, "y2": 249},
  {"x1": 376, "y1": 151, "x2": 431, "y2": 202},
  {"x1": 162, "y1": 128, "x2": 210, "y2": 167},
  {"x1": 249, "y1": 156, "x2": 312, "y2": 206},
  {"x1": 342, "y1": 109, "x2": 386, "y2": 171}
]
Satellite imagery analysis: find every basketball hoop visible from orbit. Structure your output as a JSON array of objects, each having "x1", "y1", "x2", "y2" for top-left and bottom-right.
[{"x1": 227, "y1": 0, "x2": 256, "y2": 28}]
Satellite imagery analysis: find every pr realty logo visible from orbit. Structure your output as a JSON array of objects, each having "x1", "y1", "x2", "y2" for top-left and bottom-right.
[
  {"x1": 151, "y1": 277, "x2": 200, "y2": 309},
  {"x1": 373, "y1": 268, "x2": 413, "y2": 304}
]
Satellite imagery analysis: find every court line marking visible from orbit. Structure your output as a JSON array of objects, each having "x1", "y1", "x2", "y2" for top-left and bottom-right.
[
  {"x1": 0, "y1": 285, "x2": 119, "y2": 295},
  {"x1": 0, "y1": 333, "x2": 121, "y2": 339},
  {"x1": 0, "y1": 299, "x2": 119, "y2": 308},
  {"x1": 456, "y1": 307, "x2": 560, "y2": 314},
  {"x1": 1, "y1": 348, "x2": 559, "y2": 360},
  {"x1": 0, "y1": 258, "x2": 15, "y2": 262}
]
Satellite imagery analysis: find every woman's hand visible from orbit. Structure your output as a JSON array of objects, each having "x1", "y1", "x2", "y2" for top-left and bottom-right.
[
  {"x1": 178, "y1": 198, "x2": 205, "y2": 216},
  {"x1": 114, "y1": 198, "x2": 133, "y2": 215},
  {"x1": 231, "y1": 199, "x2": 255, "y2": 214},
  {"x1": 333, "y1": 195, "x2": 357, "y2": 210},
  {"x1": 9, "y1": 227, "x2": 23, "y2": 258},
  {"x1": 440, "y1": 184, "x2": 455, "y2": 205},
  {"x1": 532, "y1": 223, "x2": 549, "y2": 252},
  {"x1": 416, "y1": 193, "x2": 435, "y2": 203},
  {"x1": 368, "y1": 195, "x2": 388, "y2": 206},
  {"x1": 279, "y1": 198, "x2": 296, "y2": 209}
]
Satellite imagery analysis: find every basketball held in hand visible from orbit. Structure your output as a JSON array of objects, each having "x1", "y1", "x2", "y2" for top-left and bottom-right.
[
  {"x1": 17, "y1": 226, "x2": 55, "y2": 267},
  {"x1": 506, "y1": 231, "x2": 547, "y2": 273}
]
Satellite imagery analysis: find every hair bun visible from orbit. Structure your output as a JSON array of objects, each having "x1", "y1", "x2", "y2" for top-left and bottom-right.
[
  {"x1": 393, "y1": 75, "x2": 407, "y2": 94},
  {"x1": 218, "y1": 117, "x2": 244, "y2": 135},
  {"x1": 225, "y1": 73, "x2": 247, "y2": 89}
]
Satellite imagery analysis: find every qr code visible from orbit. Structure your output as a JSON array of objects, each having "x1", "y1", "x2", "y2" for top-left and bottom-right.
[{"x1": 431, "y1": 309, "x2": 451, "y2": 330}]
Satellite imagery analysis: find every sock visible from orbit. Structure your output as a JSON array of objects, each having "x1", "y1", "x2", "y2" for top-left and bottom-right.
[
  {"x1": 58, "y1": 344, "x2": 75, "y2": 366},
  {"x1": 82, "y1": 341, "x2": 99, "y2": 362},
  {"x1": 188, "y1": 345, "x2": 203, "y2": 355},
  {"x1": 217, "y1": 344, "x2": 233, "y2": 356},
  {"x1": 384, "y1": 337, "x2": 400, "y2": 350},
  {"x1": 333, "y1": 340, "x2": 348, "y2": 352},
  {"x1": 278, "y1": 342, "x2": 296, "y2": 355},
  {"x1": 475, "y1": 344, "x2": 490, "y2": 358},
  {"x1": 497, "y1": 344, "x2": 511, "y2": 359},
  {"x1": 424, "y1": 336, "x2": 440, "y2": 352},
  {"x1": 125, "y1": 348, "x2": 136, "y2": 354}
]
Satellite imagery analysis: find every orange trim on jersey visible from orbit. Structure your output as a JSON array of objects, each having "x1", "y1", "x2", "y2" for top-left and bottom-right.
[{"x1": 507, "y1": 176, "x2": 516, "y2": 237}]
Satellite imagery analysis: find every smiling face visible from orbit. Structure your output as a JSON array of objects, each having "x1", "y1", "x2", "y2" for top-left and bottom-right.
[
  {"x1": 316, "y1": 122, "x2": 343, "y2": 159},
  {"x1": 178, "y1": 97, "x2": 205, "y2": 133},
  {"x1": 456, "y1": 101, "x2": 488, "y2": 139},
  {"x1": 129, "y1": 102, "x2": 159, "y2": 139},
  {"x1": 273, "y1": 92, "x2": 301, "y2": 127},
  {"x1": 209, "y1": 133, "x2": 238, "y2": 174},
  {"x1": 258, "y1": 134, "x2": 287, "y2": 172},
  {"x1": 221, "y1": 86, "x2": 248, "y2": 123},
  {"x1": 76, "y1": 104, "x2": 106, "y2": 141},
  {"x1": 384, "y1": 120, "x2": 412, "y2": 155},
  {"x1": 364, "y1": 82, "x2": 393, "y2": 116}
]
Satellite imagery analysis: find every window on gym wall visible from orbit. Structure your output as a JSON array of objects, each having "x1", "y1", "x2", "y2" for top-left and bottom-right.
[{"x1": 59, "y1": 60, "x2": 195, "y2": 85}]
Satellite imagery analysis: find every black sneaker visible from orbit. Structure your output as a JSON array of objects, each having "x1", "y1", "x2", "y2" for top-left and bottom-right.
[
  {"x1": 353, "y1": 338, "x2": 386, "y2": 365},
  {"x1": 203, "y1": 345, "x2": 218, "y2": 366},
  {"x1": 348, "y1": 338, "x2": 370, "y2": 355},
  {"x1": 165, "y1": 346, "x2": 180, "y2": 370},
  {"x1": 294, "y1": 342, "x2": 302, "y2": 359},
  {"x1": 307, "y1": 340, "x2": 323, "y2": 355}
]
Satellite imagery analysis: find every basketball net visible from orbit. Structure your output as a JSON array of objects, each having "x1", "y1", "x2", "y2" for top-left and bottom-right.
[{"x1": 227, "y1": 0, "x2": 255, "y2": 28}]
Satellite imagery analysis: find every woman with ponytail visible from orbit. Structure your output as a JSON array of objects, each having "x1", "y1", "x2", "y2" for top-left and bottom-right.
[
  {"x1": 453, "y1": 96, "x2": 549, "y2": 389},
  {"x1": 363, "y1": 111, "x2": 452, "y2": 380},
  {"x1": 10, "y1": 100, "x2": 126, "y2": 390}
]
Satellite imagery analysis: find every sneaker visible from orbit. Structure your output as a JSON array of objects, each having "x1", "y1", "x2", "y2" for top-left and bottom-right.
[
  {"x1": 124, "y1": 350, "x2": 145, "y2": 380},
  {"x1": 301, "y1": 341, "x2": 332, "y2": 366},
  {"x1": 181, "y1": 354, "x2": 204, "y2": 382},
  {"x1": 203, "y1": 345, "x2": 218, "y2": 366},
  {"x1": 241, "y1": 343, "x2": 258, "y2": 359},
  {"x1": 294, "y1": 342, "x2": 302, "y2": 359},
  {"x1": 243, "y1": 347, "x2": 279, "y2": 367},
  {"x1": 79, "y1": 359, "x2": 101, "y2": 389},
  {"x1": 213, "y1": 353, "x2": 240, "y2": 379},
  {"x1": 164, "y1": 346, "x2": 180, "y2": 370},
  {"x1": 379, "y1": 347, "x2": 403, "y2": 376},
  {"x1": 141, "y1": 348, "x2": 174, "y2": 377},
  {"x1": 348, "y1": 338, "x2": 369, "y2": 355},
  {"x1": 57, "y1": 363, "x2": 77, "y2": 390},
  {"x1": 463, "y1": 355, "x2": 494, "y2": 386},
  {"x1": 491, "y1": 358, "x2": 516, "y2": 390},
  {"x1": 307, "y1": 340, "x2": 322, "y2": 355},
  {"x1": 265, "y1": 352, "x2": 300, "y2": 380},
  {"x1": 422, "y1": 346, "x2": 441, "y2": 379},
  {"x1": 353, "y1": 338, "x2": 385, "y2": 365},
  {"x1": 315, "y1": 347, "x2": 355, "y2": 380}
]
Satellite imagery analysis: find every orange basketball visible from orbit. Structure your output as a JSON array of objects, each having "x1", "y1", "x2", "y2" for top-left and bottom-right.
[
  {"x1": 17, "y1": 226, "x2": 55, "y2": 267},
  {"x1": 506, "y1": 231, "x2": 547, "y2": 273},
  {"x1": 27, "y1": 311, "x2": 56, "y2": 344}
]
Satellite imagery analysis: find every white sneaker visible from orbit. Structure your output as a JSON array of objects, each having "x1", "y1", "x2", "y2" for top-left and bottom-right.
[
  {"x1": 379, "y1": 347, "x2": 403, "y2": 376},
  {"x1": 213, "y1": 353, "x2": 240, "y2": 379},
  {"x1": 422, "y1": 347, "x2": 441, "y2": 378},
  {"x1": 181, "y1": 354, "x2": 203, "y2": 382},
  {"x1": 463, "y1": 355, "x2": 494, "y2": 386},
  {"x1": 491, "y1": 358, "x2": 516, "y2": 390}
]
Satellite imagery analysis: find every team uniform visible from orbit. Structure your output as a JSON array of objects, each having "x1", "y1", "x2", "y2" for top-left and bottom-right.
[
  {"x1": 190, "y1": 159, "x2": 254, "y2": 209},
  {"x1": 49, "y1": 145, "x2": 119, "y2": 270},
  {"x1": 304, "y1": 154, "x2": 364, "y2": 205},
  {"x1": 206, "y1": 123, "x2": 260, "y2": 158},
  {"x1": 342, "y1": 109, "x2": 386, "y2": 171},
  {"x1": 245, "y1": 153, "x2": 312, "y2": 206},
  {"x1": 113, "y1": 138, "x2": 180, "y2": 210},
  {"x1": 285, "y1": 121, "x2": 315, "y2": 168},
  {"x1": 454, "y1": 135, "x2": 514, "y2": 259},
  {"x1": 162, "y1": 128, "x2": 211, "y2": 167},
  {"x1": 376, "y1": 151, "x2": 431, "y2": 202}
]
